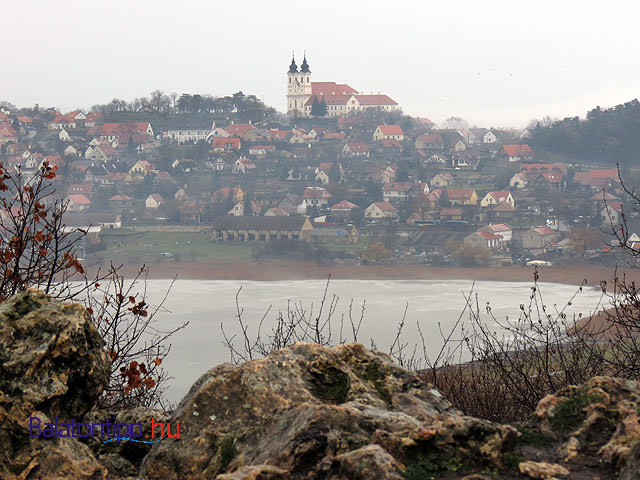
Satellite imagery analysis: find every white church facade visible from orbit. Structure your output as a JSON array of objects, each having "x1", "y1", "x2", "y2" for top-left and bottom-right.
[{"x1": 286, "y1": 54, "x2": 399, "y2": 118}]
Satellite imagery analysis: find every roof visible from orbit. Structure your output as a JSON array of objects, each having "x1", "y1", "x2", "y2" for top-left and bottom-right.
[
  {"x1": 485, "y1": 223, "x2": 512, "y2": 232},
  {"x1": 541, "y1": 172, "x2": 564, "y2": 183},
  {"x1": 148, "y1": 194, "x2": 164, "y2": 202},
  {"x1": 212, "y1": 216, "x2": 311, "y2": 231},
  {"x1": 417, "y1": 133, "x2": 443, "y2": 144},
  {"x1": 67, "y1": 194, "x2": 91, "y2": 205},
  {"x1": 383, "y1": 182, "x2": 412, "y2": 192},
  {"x1": 355, "y1": 94, "x2": 397, "y2": 106},
  {"x1": 329, "y1": 200, "x2": 359, "y2": 210},
  {"x1": 370, "y1": 201, "x2": 397, "y2": 212},
  {"x1": 212, "y1": 138, "x2": 241, "y2": 147},
  {"x1": 108, "y1": 195, "x2": 133, "y2": 201},
  {"x1": 101, "y1": 122, "x2": 150, "y2": 135},
  {"x1": 377, "y1": 125, "x2": 403, "y2": 135},
  {"x1": 67, "y1": 184, "x2": 94, "y2": 195},
  {"x1": 440, "y1": 208, "x2": 463, "y2": 216},
  {"x1": 303, "y1": 186, "x2": 332, "y2": 199},
  {"x1": 346, "y1": 142, "x2": 369, "y2": 152},
  {"x1": 380, "y1": 138, "x2": 403, "y2": 148},
  {"x1": 447, "y1": 189, "x2": 476, "y2": 200},
  {"x1": 532, "y1": 227, "x2": 556, "y2": 235},
  {"x1": 486, "y1": 191, "x2": 511, "y2": 202},
  {"x1": 503, "y1": 144, "x2": 533, "y2": 157},
  {"x1": 311, "y1": 82, "x2": 358, "y2": 96},
  {"x1": 225, "y1": 124, "x2": 254, "y2": 137},
  {"x1": 574, "y1": 170, "x2": 619, "y2": 185},
  {"x1": 476, "y1": 231, "x2": 502, "y2": 240},
  {"x1": 521, "y1": 163, "x2": 567, "y2": 174}
]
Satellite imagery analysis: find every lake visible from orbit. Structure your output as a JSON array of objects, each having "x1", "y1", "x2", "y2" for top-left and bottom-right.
[{"x1": 138, "y1": 279, "x2": 606, "y2": 404}]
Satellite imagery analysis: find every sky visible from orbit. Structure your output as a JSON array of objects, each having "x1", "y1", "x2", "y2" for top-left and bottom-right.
[{"x1": 2, "y1": 0, "x2": 638, "y2": 128}]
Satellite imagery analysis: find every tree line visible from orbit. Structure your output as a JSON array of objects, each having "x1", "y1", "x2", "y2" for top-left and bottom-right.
[{"x1": 530, "y1": 98, "x2": 640, "y2": 166}]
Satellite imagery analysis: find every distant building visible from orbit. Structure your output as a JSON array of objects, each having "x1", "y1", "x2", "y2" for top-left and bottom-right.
[{"x1": 211, "y1": 216, "x2": 313, "y2": 241}]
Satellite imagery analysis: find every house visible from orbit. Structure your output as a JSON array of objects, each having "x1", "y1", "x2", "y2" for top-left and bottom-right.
[
  {"x1": 0, "y1": 124, "x2": 18, "y2": 145},
  {"x1": 342, "y1": 142, "x2": 370, "y2": 157},
  {"x1": 329, "y1": 200, "x2": 359, "y2": 220},
  {"x1": 233, "y1": 157, "x2": 257, "y2": 174},
  {"x1": 63, "y1": 213, "x2": 121, "y2": 229},
  {"x1": 520, "y1": 163, "x2": 567, "y2": 175},
  {"x1": 315, "y1": 169, "x2": 330, "y2": 185},
  {"x1": 101, "y1": 122, "x2": 153, "y2": 141},
  {"x1": 225, "y1": 123, "x2": 255, "y2": 138},
  {"x1": 601, "y1": 202, "x2": 624, "y2": 227},
  {"x1": 478, "y1": 224, "x2": 512, "y2": 242},
  {"x1": 64, "y1": 145, "x2": 78, "y2": 157},
  {"x1": 212, "y1": 187, "x2": 244, "y2": 204},
  {"x1": 248, "y1": 145, "x2": 276, "y2": 156},
  {"x1": 480, "y1": 191, "x2": 515, "y2": 208},
  {"x1": 211, "y1": 216, "x2": 313, "y2": 241},
  {"x1": 431, "y1": 173, "x2": 453, "y2": 188},
  {"x1": 502, "y1": 144, "x2": 533, "y2": 162},
  {"x1": 573, "y1": 170, "x2": 619, "y2": 188},
  {"x1": 278, "y1": 194, "x2": 305, "y2": 214},
  {"x1": 522, "y1": 227, "x2": 559, "y2": 250},
  {"x1": 129, "y1": 160, "x2": 153, "y2": 178},
  {"x1": 264, "y1": 207, "x2": 290, "y2": 217},
  {"x1": 439, "y1": 208, "x2": 464, "y2": 221},
  {"x1": 373, "y1": 125, "x2": 404, "y2": 141},
  {"x1": 303, "y1": 186, "x2": 332, "y2": 207},
  {"x1": 66, "y1": 183, "x2": 94, "y2": 197},
  {"x1": 469, "y1": 128, "x2": 498, "y2": 144},
  {"x1": 464, "y1": 231, "x2": 504, "y2": 250},
  {"x1": 66, "y1": 194, "x2": 91, "y2": 212},
  {"x1": 415, "y1": 133, "x2": 444, "y2": 151},
  {"x1": 108, "y1": 195, "x2": 135, "y2": 210},
  {"x1": 509, "y1": 173, "x2": 529, "y2": 189},
  {"x1": 85, "y1": 143, "x2": 119, "y2": 162},
  {"x1": 364, "y1": 201, "x2": 398, "y2": 220},
  {"x1": 422, "y1": 152, "x2": 449, "y2": 167},
  {"x1": 165, "y1": 123, "x2": 214, "y2": 143},
  {"x1": 382, "y1": 182, "x2": 413, "y2": 202},
  {"x1": 212, "y1": 138, "x2": 241, "y2": 152},
  {"x1": 146, "y1": 194, "x2": 164, "y2": 210},
  {"x1": 446, "y1": 189, "x2": 478, "y2": 206}
]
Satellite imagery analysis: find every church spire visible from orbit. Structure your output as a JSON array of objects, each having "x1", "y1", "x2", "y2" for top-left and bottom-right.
[
  {"x1": 300, "y1": 52, "x2": 310, "y2": 73},
  {"x1": 288, "y1": 52, "x2": 298, "y2": 73}
]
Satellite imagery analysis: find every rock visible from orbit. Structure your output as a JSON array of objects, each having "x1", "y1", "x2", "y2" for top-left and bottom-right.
[
  {"x1": 141, "y1": 342, "x2": 518, "y2": 479},
  {"x1": 518, "y1": 460, "x2": 570, "y2": 478},
  {"x1": 0, "y1": 290, "x2": 111, "y2": 480},
  {"x1": 216, "y1": 465, "x2": 291, "y2": 480},
  {"x1": 530, "y1": 376, "x2": 640, "y2": 469},
  {"x1": 620, "y1": 440, "x2": 640, "y2": 480}
]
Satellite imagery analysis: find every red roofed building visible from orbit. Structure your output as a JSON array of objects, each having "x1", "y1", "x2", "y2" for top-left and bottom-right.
[
  {"x1": 520, "y1": 163, "x2": 567, "y2": 175},
  {"x1": 329, "y1": 200, "x2": 359, "y2": 219},
  {"x1": 502, "y1": 144, "x2": 533, "y2": 162},
  {"x1": 286, "y1": 54, "x2": 399, "y2": 117},
  {"x1": 100, "y1": 122, "x2": 154, "y2": 141},
  {"x1": 415, "y1": 134, "x2": 444, "y2": 150},
  {"x1": 464, "y1": 231, "x2": 505, "y2": 250},
  {"x1": 480, "y1": 190, "x2": 514, "y2": 207},
  {"x1": 573, "y1": 169, "x2": 619, "y2": 188},
  {"x1": 67, "y1": 183, "x2": 94, "y2": 197},
  {"x1": 342, "y1": 142, "x2": 369, "y2": 157},
  {"x1": 522, "y1": 226, "x2": 560, "y2": 250},
  {"x1": 383, "y1": 182, "x2": 413, "y2": 202},
  {"x1": 303, "y1": 186, "x2": 332, "y2": 207},
  {"x1": 446, "y1": 189, "x2": 478, "y2": 206},
  {"x1": 364, "y1": 201, "x2": 398, "y2": 220},
  {"x1": 373, "y1": 125, "x2": 404, "y2": 141},
  {"x1": 66, "y1": 194, "x2": 91, "y2": 212},
  {"x1": 212, "y1": 137, "x2": 241, "y2": 152},
  {"x1": 225, "y1": 123, "x2": 255, "y2": 137},
  {"x1": 0, "y1": 123, "x2": 17, "y2": 144}
]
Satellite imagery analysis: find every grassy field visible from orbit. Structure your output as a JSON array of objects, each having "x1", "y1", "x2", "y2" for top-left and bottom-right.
[{"x1": 93, "y1": 231, "x2": 254, "y2": 263}]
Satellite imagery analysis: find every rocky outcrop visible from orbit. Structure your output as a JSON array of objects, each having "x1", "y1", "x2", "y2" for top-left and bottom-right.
[
  {"x1": 3, "y1": 290, "x2": 640, "y2": 479},
  {"x1": 0, "y1": 289, "x2": 110, "y2": 480},
  {"x1": 140, "y1": 342, "x2": 518, "y2": 479}
]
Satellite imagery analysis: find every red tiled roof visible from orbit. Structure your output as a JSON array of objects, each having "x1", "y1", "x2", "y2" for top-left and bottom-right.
[
  {"x1": 108, "y1": 195, "x2": 133, "y2": 201},
  {"x1": 212, "y1": 138, "x2": 241, "y2": 148},
  {"x1": 521, "y1": 163, "x2": 566, "y2": 174},
  {"x1": 67, "y1": 184, "x2": 94, "y2": 195},
  {"x1": 447, "y1": 189, "x2": 476, "y2": 200},
  {"x1": 371, "y1": 201, "x2": 397, "y2": 212},
  {"x1": 377, "y1": 125, "x2": 403, "y2": 135},
  {"x1": 67, "y1": 194, "x2": 91, "y2": 205},
  {"x1": 311, "y1": 82, "x2": 358, "y2": 96},
  {"x1": 542, "y1": 172, "x2": 563, "y2": 183},
  {"x1": 417, "y1": 133, "x2": 443, "y2": 144},
  {"x1": 303, "y1": 186, "x2": 332, "y2": 199},
  {"x1": 101, "y1": 122, "x2": 150, "y2": 135},
  {"x1": 486, "y1": 223, "x2": 512, "y2": 232},
  {"x1": 383, "y1": 182, "x2": 412, "y2": 192},
  {"x1": 346, "y1": 142, "x2": 368, "y2": 152},
  {"x1": 487, "y1": 191, "x2": 511, "y2": 202},
  {"x1": 225, "y1": 124, "x2": 254, "y2": 137},
  {"x1": 477, "y1": 231, "x2": 502, "y2": 240},
  {"x1": 503, "y1": 144, "x2": 532, "y2": 156},
  {"x1": 355, "y1": 94, "x2": 397, "y2": 106},
  {"x1": 330, "y1": 200, "x2": 358, "y2": 210},
  {"x1": 533, "y1": 227, "x2": 555, "y2": 235},
  {"x1": 380, "y1": 138, "x2": 403, "y2": 148}
]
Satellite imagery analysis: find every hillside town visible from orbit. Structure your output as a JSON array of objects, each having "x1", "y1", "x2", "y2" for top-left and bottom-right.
[{"x1": 0, "y1": 58, "x2": 636, "y2": 269}]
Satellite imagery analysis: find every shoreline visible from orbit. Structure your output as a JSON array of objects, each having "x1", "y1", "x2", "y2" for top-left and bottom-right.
[{"x1": 91, "y1": 260, "x2": 637, "y2": 287}]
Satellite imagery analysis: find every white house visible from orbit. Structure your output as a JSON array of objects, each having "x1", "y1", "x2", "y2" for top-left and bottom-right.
[
  {"x1": 145, "y1": 194, "x2": 164, "y2": 210},
  {"x1": 373, "y1": 125, "x2": 404, "y2": 141},
  {"x1": 480, "y1": 191, "x2": 515, "y2": 208},
  {"x1": 364, "y1": 201, "x2": 398, "y2": 220}
]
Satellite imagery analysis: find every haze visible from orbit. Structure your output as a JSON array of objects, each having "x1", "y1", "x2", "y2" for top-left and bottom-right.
[{"x1": 2, "y1": 0, "x2": 637, "y2": 127}]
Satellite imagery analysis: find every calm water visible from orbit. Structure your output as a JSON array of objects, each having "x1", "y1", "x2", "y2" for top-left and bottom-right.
[{"x1": 137, "y1": 279, "x2": 606, "y2": 404}]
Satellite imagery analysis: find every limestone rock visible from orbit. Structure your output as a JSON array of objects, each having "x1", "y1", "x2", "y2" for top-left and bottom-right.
[
  {"x1": 518, "y1": 460, "x2": 569, "y2": 478},
  {"x1": 0, "y1": 290, "x2": 111, "y2": 480},
  {"x1": 140, "y1": 342, "x2": 517, "y2": 479}
]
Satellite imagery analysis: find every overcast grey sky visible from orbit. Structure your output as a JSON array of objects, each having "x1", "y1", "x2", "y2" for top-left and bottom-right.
[{"x1": 2, "y1": 0, "x2": 638, "y2": 127}]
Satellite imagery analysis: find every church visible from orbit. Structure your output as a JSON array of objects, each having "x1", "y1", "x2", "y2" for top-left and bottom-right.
[{"x1": 286, "y1": 54, "x2": 399, "y2": 118}]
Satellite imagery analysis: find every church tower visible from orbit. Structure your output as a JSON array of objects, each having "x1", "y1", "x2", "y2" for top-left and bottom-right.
[{"x1": 287, "y1": 53, "x2": 312, "y2": 117}]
